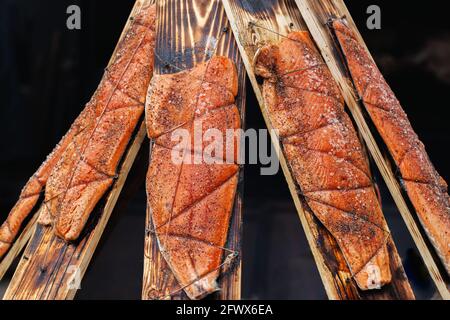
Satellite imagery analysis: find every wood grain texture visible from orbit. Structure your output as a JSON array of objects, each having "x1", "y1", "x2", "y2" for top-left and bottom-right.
[
  {"x1": 2, "y1": 0, "x2": 152, "y2": 300},
  {"x1": 222, "y1": 0, "x2": 414, "y2": 300},
  {"x1": 141, "y1": 0, "x2": 245, "y2": 300},
  {"x1": 295, "y1": 0, "x2": 449, "y2": 300},
  {"x1": 0, "y1": 210, "x2": 39, "y2": 281}
]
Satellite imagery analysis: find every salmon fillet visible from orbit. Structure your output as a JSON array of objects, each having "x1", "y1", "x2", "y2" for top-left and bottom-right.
[
  {"x1": 254, "y1": 31, "x2": 391, "y2": 290},
  {"x1": 332, "y1": 19, "x2": 450, "y2": 273},
  {"x1": 146, "y1": 56, "x2": 240, "y2": 299},
  {"x1": 0, "y1": 4, "x2": 156, "y2": 256}
]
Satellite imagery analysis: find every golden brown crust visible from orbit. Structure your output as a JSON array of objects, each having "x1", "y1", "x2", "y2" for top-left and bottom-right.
[
  {"x1": 52, "y1": 4, "x2": 156, "y2": 240},
  {"x1": 0, "y1": 4, "x2": 156, "y2": 256},
  {"x1": 333, "y1": 19, "x2": 450, "y2": 273},
  {"x1": 254, "y1": 31, "x2": 391, "y2": 290},
  {"x1": 146, "y1": 56, "x2": 240, "y2": 299}
]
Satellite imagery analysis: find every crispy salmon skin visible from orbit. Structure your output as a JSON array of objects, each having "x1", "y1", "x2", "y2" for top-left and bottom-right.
[
  {"x1": 0, "y1": 4, "x2": 156, "y2": 255},
  {"x1": 146, "y1": 56, "x2": 240, "y2": 299},
  {"x1": 254, "y1": 31, "x2": 392, "y2": 290},
  {"x1": 332, "y1": 19, "x2": 450, "y2": 273}
]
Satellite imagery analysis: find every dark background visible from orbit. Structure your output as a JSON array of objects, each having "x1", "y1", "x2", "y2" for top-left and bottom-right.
[{"x1": 0, "y1": 0, "x2": 449, "y2": 299}]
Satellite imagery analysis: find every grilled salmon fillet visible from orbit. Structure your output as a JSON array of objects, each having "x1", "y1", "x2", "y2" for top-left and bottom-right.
[
  {"x1": 146, "y1": 56, "x2": 240, "y2": 299},
  {"x1": 254, "y1": 31, "x2": 391, "y2": 290},
  {"x1": 0, "y1": 4, "x2": 156, "y2": 255},
  {"x1": 332, "y1": 19, "x2": 450, "y2": 273}
]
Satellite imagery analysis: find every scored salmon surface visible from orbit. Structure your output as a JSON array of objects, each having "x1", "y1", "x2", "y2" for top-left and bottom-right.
[
  {"x1": 254, "y1": 31, "x2": 392, "y2": 290},
  {"x1": 0, "y1": 4, "x2": 156, "y2": 256},
  {"x1": 146, "y1": 56, "x2": 240, "y2": 299},
  {"x1": 332, "y1": 19, "x2": 450, "y2": 274}
]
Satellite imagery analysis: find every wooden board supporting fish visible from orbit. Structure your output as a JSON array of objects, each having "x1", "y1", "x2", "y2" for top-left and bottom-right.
[
  {"x1": 2, "y1": 0, "x2": 152, "y2": 300},
  {"x1": 294, "y1": 0, "x2": 449, "y2": 300},
  {"x1": 141, "y1": 0, "x2": 245, "y2": 300},
  {"x1": 0, "y1": 213, "x2": 38, "y2": 281},
  {"x1": 3, "y1": 123, "x2": 146, "y2": 300},
  {"x1": 222, "y1": 0, "x2": 414, "y2": 300}
]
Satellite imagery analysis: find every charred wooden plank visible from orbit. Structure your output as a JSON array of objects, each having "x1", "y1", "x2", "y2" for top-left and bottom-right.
[
  {"x1": 2, "y1": 0, "x2": 153, "y2": 300},
  {"x1": 141, "y1": 0, "x2": 245, "y2": 300},
  {"x1": 294, "y1": 0, "x2": 449, "y2": 300},
  {"x1": 222, "y1": 0, "x2": 414, "y2": 300},
  {"x1": 0, "y1": 211, "x2": 39, "y2": 280}
]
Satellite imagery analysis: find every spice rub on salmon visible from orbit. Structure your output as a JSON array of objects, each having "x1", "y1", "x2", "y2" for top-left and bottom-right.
[
  {"x1": 0, "y1": 4, "x2": 156, "y2": 256},
  {"x1": 146, "y1": 56, "x2": 240, "y2": 299},
  {"x1": 254, "y1": 31, "x2": 392, "y2": 290},
  {"x1": 332, "y1": 19, "x2": 450, "y2": 274}
]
